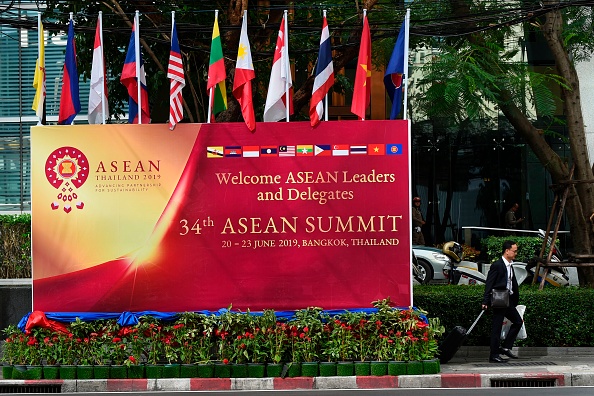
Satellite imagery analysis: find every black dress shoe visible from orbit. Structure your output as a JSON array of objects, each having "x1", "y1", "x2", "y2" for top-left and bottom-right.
[
  {"x1": 500, "y1": 348, "x2": 518, "y2": 359},
  {"x1": 489, "y1": 355, "x2": 508, "y2": 363}
]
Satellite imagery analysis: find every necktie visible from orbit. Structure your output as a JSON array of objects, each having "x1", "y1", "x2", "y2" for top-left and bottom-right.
[{"x1": 507, "y1": 264, "x2": 513, "y2": 294}]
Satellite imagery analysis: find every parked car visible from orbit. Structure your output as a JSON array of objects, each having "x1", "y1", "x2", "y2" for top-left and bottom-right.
[{"x1": 412, "y1": 245, "x2": 451, "y2": 284}]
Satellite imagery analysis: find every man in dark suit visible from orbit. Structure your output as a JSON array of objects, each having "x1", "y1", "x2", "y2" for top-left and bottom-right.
[{"x1": 482, "y1": 240, "x2": 524, "y2": 363}]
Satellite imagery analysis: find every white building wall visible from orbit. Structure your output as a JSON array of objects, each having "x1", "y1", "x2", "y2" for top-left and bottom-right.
[{"x1": 576, "y1": 60, "x2": 594, "y2": 166}]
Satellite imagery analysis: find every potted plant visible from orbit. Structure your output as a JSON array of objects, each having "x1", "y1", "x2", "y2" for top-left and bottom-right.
[
  {"x1": 352, "y1": 314, "x2": 373, "y2": 376},
  {"x1": 193, "y1": 314, "x2": 216, "y2": 378},
  {"x1": 2, "y1": 324, "x2": 25, "y2": 379},
  {"x1": 262, "y1": 314, "x2": 288, "y2": 378},
  {"x1": 137, "y1": 316, "x2": 164, "y2": 378},
  {"x1": 39, "y1": 331, "x2": 61, "y2": 379}
]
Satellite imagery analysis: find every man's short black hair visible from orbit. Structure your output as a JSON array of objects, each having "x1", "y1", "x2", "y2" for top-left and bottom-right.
[{"x1": 502, "y1": 240, "x2": 516, "y2": 255}]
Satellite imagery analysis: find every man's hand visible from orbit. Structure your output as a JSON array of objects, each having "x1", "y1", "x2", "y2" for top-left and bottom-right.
[{"x1": 481, "y1": 304, "x2": 488, "y2": 310}]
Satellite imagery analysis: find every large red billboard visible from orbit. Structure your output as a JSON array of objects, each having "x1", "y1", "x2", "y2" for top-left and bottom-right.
[{"x1": 31, "y1": 121, "x2": 412, "y2": 312}]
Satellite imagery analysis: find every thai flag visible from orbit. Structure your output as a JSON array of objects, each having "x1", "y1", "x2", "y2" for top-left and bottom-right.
[
  {"x1": 58, "y1": 19, "x2": 80, "y2": 125},
  {"x1": 120, "y1": 15, "x2": 150, "y2": 124},
  {"x1": 168, "y1": 19, "x2": 185, "y2": 130},
  {"x1": 309, "y1": 15, "x2": 334, "y2": 127}
]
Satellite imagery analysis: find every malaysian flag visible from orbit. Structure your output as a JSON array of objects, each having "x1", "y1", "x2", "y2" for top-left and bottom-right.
[
  {"x1": 279, "y1": 145, "x2": 296, "y2": 157},
  {"x1": 168, "y1": 17, "x2": 185, "y2": 130}
]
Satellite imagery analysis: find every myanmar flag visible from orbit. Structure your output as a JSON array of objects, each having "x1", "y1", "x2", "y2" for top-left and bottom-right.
[{"x1": 207, "y1": 15, "x2": 227, "y2": 116}]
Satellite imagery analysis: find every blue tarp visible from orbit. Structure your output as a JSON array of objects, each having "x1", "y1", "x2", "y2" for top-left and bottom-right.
[{"x1": 18, "y1": 307, "x2": 427, "y2": 333}]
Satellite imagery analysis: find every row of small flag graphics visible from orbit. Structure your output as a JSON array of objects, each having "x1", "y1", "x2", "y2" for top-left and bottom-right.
[{"x1": 207, "y1": 144, "x2": 403, "y2": 158}]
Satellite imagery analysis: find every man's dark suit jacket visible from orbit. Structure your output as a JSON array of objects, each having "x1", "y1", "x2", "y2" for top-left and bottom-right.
[{"x1": 483, "y1": 258, "x2": 519, "y2": 307}]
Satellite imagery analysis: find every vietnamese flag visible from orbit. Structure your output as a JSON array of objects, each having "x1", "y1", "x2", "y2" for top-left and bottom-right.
[
  {"x1": 368, "y1": 144, "x2": 385, "y2": 155},
  {"x1": 350, "y1": 13, "x2": 371, "y2": 120},
  {"x1": 207, "y1": 13, "x2": 227, "y2": 117}
]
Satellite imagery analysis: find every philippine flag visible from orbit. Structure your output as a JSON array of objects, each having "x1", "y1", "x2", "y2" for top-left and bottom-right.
[
  {"x1": 120, "y1": 15, "x2": 150, "y2": 124},
  {"x1": 309, "y1": 15, "x2": 334, "y2": 127},
  {"x1": 58, "y1": 19, "x2": 80, "y2": 125}
]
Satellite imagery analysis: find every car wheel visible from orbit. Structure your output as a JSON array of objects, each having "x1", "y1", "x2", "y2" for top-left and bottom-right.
[{"x1": 414, "y1": 259, "x2": 434, "y2": 284}]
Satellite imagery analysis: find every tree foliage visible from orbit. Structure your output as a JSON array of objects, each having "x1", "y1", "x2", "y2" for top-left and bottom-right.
[{"x1": 41, "y1": 0, "x2": 403, "y2": 123}]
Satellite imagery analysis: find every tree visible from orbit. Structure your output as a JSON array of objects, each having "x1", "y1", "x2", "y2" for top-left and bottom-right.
[{"x1": 414, "y1": 0, "x2": 594, "y2": 285}]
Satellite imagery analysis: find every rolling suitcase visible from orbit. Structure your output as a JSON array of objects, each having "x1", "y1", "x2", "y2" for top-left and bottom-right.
[{"x1": 438, "y1": 310, "x2": 485, "y2": 364}]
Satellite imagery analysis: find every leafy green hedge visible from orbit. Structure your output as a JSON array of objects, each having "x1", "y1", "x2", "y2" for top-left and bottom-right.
[
  {"x1": 0, "y1": 214, "x2": 31, "y2": 278},
  {"x1": 414, "y1": 285, "x2": 594, "y2": 347},
  {"x1": 481, "y1": 235, "x2": 551, "y2": 263}
]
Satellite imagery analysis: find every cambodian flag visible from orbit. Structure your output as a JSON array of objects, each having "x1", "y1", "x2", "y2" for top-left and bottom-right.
[
  {"x1": 58, "y1": 19, "x2": 80, "y2": 125},
  {"x1": 120, "y1": 15, "x2": 150, "y2": 124}
]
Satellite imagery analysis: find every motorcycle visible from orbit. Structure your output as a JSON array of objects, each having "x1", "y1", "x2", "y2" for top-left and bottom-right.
[
  {"x1": 441, "y1": 241, "x2": 528, "y2": 286},
  {"x1": 525, "y1": 229, "x2": 570, "y2": 287}
]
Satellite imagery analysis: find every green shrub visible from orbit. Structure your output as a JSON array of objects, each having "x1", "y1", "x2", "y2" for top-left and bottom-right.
[
  {"x1": 0, "y1": 214, "x2": 31, "y2": 278},
  {"x1": 414, "y1": 284, "x2": 594, "y2": 347},
  {"x1": 481, "y1": 235, "x2": 552, "y2": 263}
]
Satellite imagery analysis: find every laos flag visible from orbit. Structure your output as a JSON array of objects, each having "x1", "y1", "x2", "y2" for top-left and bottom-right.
[
  {"x1": 120, "y1": 17, "x2": 150, "y2": 124},
  {"x1": 57, "y1": 19, "x2": 80, "y2": 125}
]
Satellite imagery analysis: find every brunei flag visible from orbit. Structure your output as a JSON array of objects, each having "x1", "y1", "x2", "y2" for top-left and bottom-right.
[{"x1": 207, "y1": 14, "x2": 227, "y2": 117}]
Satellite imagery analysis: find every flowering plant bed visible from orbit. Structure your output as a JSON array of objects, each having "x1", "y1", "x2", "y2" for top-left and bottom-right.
[{"x1": 1, "y1": 298, "x2": 444, "y2": 377}]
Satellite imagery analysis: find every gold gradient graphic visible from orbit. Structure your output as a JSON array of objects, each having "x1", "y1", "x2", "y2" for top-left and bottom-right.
[{"x1": 31, "y1": 124, "x2": 201, "y2": 279}]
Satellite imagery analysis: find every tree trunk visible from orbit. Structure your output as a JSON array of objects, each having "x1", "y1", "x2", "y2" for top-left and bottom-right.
[{"x1": 540, "y1": 4, "x2": 594, "y2": 285}]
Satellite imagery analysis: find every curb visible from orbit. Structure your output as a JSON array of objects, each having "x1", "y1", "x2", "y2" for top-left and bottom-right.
[{"x1": 3, "y1": 372, "x2": 593, "y2": 391}]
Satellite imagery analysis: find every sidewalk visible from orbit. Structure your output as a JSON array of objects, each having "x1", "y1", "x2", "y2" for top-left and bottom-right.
[{"x1": 2, "y1": 347, "x2": 594, "y2": 391}]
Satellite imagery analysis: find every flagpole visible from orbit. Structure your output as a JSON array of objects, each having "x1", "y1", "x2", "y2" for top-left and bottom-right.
[
  {"x1": 207, "y1": 10, "x2": 218, "y2": 124},
  {"x1": 99, "y1": 11, "x2": 106, "y2": 124},
  {"x1": 36, "y1": 12, "x2": 43, "y2": 125},
  {"x1": 323, "y1": 9, "x2": 328, "y2": 122},
  {"x1": 68, "y1": 12, "x2": 74, "y2": 125},
  {"x1": 284, "y1": 10, "x2": 289, "y2": 122},
  {"x1": 362, "y1": 9, "x2": 366, "y2": 121},
  {"x1": 135, "y1": 10, "x2": 142, "y2": 124},
  {"x1": 403, "y1": 8, "x2": 410, "y2": 120}
]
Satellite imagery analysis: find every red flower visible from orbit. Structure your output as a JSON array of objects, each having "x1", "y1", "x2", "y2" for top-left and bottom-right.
[
  {"x1": 27, "y1": 337, "x2": 37, "y2": 346},
  {"x1": 5, "y1": 338, "x2": 11, "y2": 343},
  {"x1": 299, "y1": 332, "x2": 305, "y2": 339},
  {"x1": 113, "y1": 337, "x2": 122, "y2": 343},
  {"x1": 223, "y1": 358, "x2": 229, "y2": 364},
  {"x1": 129, "y1": 356, "x2": 136, "y2": 363},
  {"x1": 303, "y1": 326, "x2": 309, "y2": 333}
]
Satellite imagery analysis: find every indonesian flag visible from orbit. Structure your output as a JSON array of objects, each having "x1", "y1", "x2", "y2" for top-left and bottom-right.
[
  {"x1": 88, "y1": 16, "x2": 109, "y2": 124},
  {"x1": 232, "y1": 13, "x2": 256, "y2": 132},
  {"x1": 263, "y1": 15, "x2": 293, "y2": 122}
]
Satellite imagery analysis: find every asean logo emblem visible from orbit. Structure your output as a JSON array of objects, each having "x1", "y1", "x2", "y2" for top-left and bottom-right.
[{"x1": 45, "y1": 147, "x2": 89, "y2": 213}]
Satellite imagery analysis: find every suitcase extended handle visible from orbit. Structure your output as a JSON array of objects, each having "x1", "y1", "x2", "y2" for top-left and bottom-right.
[{"x1": 467, "y1": 310, "x2": 485, "y2": 335}]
